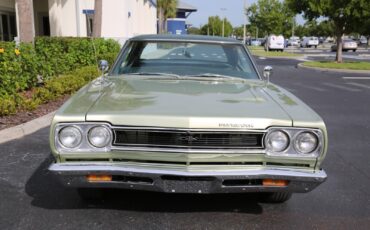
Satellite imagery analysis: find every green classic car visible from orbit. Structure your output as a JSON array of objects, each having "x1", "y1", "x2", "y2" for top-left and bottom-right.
[{"x1": 49, "y1": 35, "x2": 327, "y2": 203}]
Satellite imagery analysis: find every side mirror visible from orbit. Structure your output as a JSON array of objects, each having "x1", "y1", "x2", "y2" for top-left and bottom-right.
[
  {"x1": 98, "y1": 60, "x2": 109, "y2": 73},
  {"x1": 263, "y1": 66, "x2": 273, "y2": 83}
]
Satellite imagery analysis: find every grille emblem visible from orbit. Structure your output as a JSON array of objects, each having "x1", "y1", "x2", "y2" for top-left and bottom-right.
[{"x1": 177, "y1": 135, "x2": 198, "y2": 142}]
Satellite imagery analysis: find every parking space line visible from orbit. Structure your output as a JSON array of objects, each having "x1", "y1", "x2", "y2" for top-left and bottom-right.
[
  {"x1": 346, "y1": 82, "x2": 370, "y2": 90},
  {"x1": 299, "y1": 84, "x2": 326, "y2": 92},
  {"x1": 342, "y1": 77, "x2": 370, "y2": 80},
  {"x1": 322, "y1": 82, "x2": 361, "y2": 92}
]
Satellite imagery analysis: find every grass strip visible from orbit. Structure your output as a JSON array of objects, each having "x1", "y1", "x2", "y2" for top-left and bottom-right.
[
  {"x1": 302, "y1": 61, "x2": 370, "y2": 70},
  {"x1": 249, "y1": 49, "x2": 303, "y2": 57}
]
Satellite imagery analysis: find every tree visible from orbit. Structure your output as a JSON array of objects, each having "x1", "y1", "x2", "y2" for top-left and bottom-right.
[
  {"x1": 355, "y1": 18, "x2": 370, "y2": 43},
  {"x1": 187, "y1": 27, "x2": 202, "y2": 35},
  {"x1": 16, "y1": 0, "x2": 35, "y2": 42},
  {"x1": 316, "y1": 20, "x2": 335, "y2": 37},
  {"x1": 234, "y1": 25, "x2": 245, "y2": 38},
  {"x1": 157, "y1": 0, "x2": 178, "y2": 34},
  {"x1": 200, "y1": 16, "x2": 233, "y2": 37},
  {"x1": 294, "y1": 24, "x2": 308, "y2": 38},
  {"x1": 287, "y1": 0, "x2": 370, "y2": 63},
  {"x1": 92, "y1": 0, "x2": 103, "y2": 37},
  {"x1": 246, "y1": 0, "x2": 294, "y2": 37}
]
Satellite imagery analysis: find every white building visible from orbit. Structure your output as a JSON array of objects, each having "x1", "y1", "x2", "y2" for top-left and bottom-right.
[{"x1": 0, "y1": 0, "x2": 157, "y2": 43}]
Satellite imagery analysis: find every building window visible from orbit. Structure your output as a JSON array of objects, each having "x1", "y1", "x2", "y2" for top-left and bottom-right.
[
  {"x1": 0, "y1": 12, "x2": 17, "y2": 41},
  {"x1": 41, "y1": 16, "x2": 50, "y2": 36},
  {"x1": 83, "y1": 10, "x2": 95, "y2": 37},
  {"x1": 86, "y1": 14, "x2": 93, "y2": 37}
]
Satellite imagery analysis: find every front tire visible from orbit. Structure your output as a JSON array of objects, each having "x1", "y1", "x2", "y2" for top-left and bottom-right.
[{"x1": 259, "y1": 192, "x2": 292, "y2": 203}]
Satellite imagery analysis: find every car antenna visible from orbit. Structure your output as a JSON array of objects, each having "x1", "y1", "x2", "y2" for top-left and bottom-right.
[{"x1": 90, "y1": 37, "x2": 109, "y2": 86}]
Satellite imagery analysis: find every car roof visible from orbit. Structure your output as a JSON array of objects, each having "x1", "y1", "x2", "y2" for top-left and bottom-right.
[{"x1": 130, "y1": 34, "x2": 242, "y2": 45}]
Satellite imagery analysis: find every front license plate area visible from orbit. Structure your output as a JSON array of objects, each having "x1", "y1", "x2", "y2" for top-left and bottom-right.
[{"x1": 161, "y1": 176, "x2": 216, "y2": 193}]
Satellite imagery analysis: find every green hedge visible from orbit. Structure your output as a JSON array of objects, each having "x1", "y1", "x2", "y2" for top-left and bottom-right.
[
  {"x1": 0, "y1": 42, "x2": 39, "y2": 96},
  {"x1": 0, "y1": 37, "x2": 120, "y2": 97},
  {"x1": 0, "y1": 66, "x2": 100, "y2": 116}
]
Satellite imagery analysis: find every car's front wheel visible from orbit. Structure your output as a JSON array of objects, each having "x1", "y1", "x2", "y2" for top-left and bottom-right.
[
  {"x1": 77, "y1": 188, "x2": 104, "y2": 200},
  {"x1": 259, "y1": 192, "x2": 292, "y2": 203}
]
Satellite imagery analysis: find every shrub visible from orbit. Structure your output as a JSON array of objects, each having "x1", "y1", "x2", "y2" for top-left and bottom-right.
[
  {"x1": 0, "y1": 96, "x2": 17, "y2": 116},
  {"x1": 0, "y1": 66, "x2": 100, "y2": 116},
  {"x1": 0, "y1": 37, "x2": 120, "y2": 97},
  {"x1": 0, "y1": 42, "x2": 39, "y2": 96},
  {"x1": 34, "y1": 37, "x2": 120, "y2": 77}
]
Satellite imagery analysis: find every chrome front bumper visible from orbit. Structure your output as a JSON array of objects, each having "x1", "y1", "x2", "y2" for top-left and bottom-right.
[{"x1": 49, "y1": 163, "x2": 327, "y2": 194}]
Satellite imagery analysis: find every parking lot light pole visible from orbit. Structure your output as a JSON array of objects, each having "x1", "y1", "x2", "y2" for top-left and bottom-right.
[
  {"x1": 221, "y1": 8, "x2": 227, "y2": 37},
  {"x1": 243, "y1": 0, "x2": 247, "y2": 44}
]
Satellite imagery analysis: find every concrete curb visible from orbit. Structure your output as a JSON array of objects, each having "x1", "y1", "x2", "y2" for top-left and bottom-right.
[
  {"x1": 253, "y1": 55, "x2": 304, "y2": 60},
  {"x1": 0, "y1": 111, "x2": 55, "y2": 144},
  {"x1": 297, "y1": 63, "x2": 370, "y2": 74}
]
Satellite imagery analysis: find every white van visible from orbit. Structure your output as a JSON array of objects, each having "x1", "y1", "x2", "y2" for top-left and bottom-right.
[
  {"x1": 264, "y1": 35, "x2": 285, "y2": 51},
  {"x1": 301, "y1": 37, "x2": 319, "y2": 48}
]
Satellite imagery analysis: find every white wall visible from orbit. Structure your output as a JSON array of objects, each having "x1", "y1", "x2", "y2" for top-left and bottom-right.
[
  {"x1": 76, "y1": 0, "x2": 94, "y2": 37},
  {"x1": 101, "y1": 0, "x2": 157, "y2": 44},
  {"x1": 49, "y1": 0, "x2": 79, "y2": 36},
  {"x1": 48, "y1": 0, "x2": 156, "y2": 43}
]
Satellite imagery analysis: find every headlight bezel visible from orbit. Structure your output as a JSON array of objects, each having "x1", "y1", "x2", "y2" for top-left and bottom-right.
[
  {"x1": 264, "y1": 127, "x2": 323, "y2": 158},
  {"x1": 54, "y1": 123, "x2": 113, "y2": 153}
]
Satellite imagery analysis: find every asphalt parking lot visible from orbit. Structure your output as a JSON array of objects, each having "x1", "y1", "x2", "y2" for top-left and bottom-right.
[{"x1": 1, "y1": 58, "x2": 370, "y2": 230}]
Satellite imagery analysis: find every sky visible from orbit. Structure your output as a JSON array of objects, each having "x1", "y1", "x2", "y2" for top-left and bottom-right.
[{"x1": 182, "y1": 0, "x2": 305, "y2": 27}]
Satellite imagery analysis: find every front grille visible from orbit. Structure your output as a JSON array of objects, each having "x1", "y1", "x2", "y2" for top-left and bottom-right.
[{"x1": 112, "y1": 129, "x2": 264, "y2": 149}]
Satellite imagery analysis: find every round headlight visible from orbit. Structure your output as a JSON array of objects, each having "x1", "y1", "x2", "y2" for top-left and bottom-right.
[
  {"x1": 88, "y1": 126, "x2": 111, "y2": 148},
  {"x1": 59, "y1": 126, "x2": 82, "y2": 148},
  {"x1": 265, "y1": 130, "x2": 289, "y2": 152},
  {"x1": 294, "y1": 132, "x2": 318, "y2": 154}
]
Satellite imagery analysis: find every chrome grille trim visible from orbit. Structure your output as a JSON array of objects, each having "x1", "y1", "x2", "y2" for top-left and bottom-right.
[{"x1": 111, "y1": 127, "x2": 266, "y2": 151}]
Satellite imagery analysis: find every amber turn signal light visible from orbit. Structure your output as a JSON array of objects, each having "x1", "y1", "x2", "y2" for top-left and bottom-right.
[
  {"x1": 263, "y1": 179, "x2": 289, "y2": 187},
  {"x1": 86, "y1": 175, "x2": 112, "y2": 182}
]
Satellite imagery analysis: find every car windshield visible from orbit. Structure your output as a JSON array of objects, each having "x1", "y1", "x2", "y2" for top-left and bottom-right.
[{"x1": 110, "y1": 41, "x2": 259, "y2": 80}]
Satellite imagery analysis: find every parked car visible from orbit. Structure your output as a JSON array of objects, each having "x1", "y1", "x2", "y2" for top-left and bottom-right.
[
  {"x1": 49, "y1": 35, "x2": 328, "y2": 203},
  {"x1": 260, "y1": 37, "x2": 267, "y2": 46},
  {"x1": 301, "y1": 37, "x2": 319, "y2": 48},
  {"x1": 250, "y1": 39, "x2": 262, "y2": 46},
  {"x1": 264, "y1": 35, "x2": 285, "y2": 51},
  {"x1": 318, "y1": 37, "x2": 325, "y2": 44},
  {"x1": 359, "y1": 37, "x2": 368, "y2": 46},
  {"x1": 287, "y1": 38, "x2": 300, "y2": 46},
  {"x1": 331, "y1": 39, "x2": 358, "y2": 52},
  {"x1": 325, "y1": 37, "x2": 335, "y2": 43}
]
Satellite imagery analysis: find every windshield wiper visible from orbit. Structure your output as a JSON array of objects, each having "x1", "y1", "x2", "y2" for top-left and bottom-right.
[
  {"x1": 127, "y1": 72, "x2": 181, "y2": 79},
  {"x1": 184, "y1": 73, "x2": 244, "y2": 81}
]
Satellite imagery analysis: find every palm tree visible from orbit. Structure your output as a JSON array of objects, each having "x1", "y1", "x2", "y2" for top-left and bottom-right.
[
  {"x1": 92, "y1": 0, "x2": 103, "y2": 37},
  {"x1": 157, "y1": 0, "x2": 178, "y2": 34},
  {"x1": 16, "y1": 0, "x2": 35, "y2": 42}
]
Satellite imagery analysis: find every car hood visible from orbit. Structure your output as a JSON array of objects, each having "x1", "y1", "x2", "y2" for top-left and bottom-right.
[{"x1": 83, "y1": 76, "x2": 293, "y2": 129}]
